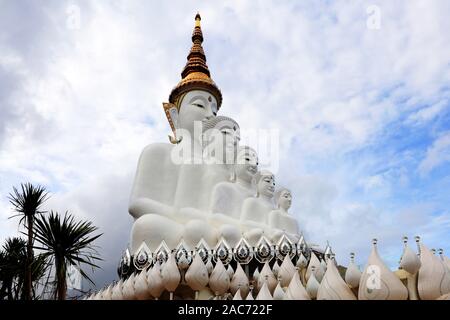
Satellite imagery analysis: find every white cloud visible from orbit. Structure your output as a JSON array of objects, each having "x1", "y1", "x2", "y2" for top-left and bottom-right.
[
  {"x1": 406, "y1": 100, "x2": 448, "y2": 126},
  {"x1": 419, "y1": 131, "x2": 450, "y2": 175}
]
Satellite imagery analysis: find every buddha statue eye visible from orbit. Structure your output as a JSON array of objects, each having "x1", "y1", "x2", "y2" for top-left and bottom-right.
[{"x1": 193, "y1": 103, "x2": 205, "y2": 109}]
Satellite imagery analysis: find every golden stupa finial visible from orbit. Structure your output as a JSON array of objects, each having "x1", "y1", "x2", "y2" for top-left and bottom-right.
[
  {"x1": 195, "y1": 12, "x2": 201, "y2": 27},
  {"x1": 168, "y1": 12, "x2": 222, "y2": 110}
]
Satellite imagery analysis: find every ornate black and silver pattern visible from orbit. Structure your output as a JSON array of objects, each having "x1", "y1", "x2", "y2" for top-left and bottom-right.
[
  {"x1": 296, "y1": 234, "x2": 307, "y2": 256},
  {"x1": 154, "y1": 240, "x2": 170, "y2": 265},
  {"x1": 233, "y1": 237, "x2": 253, "y2": 264},
  {"x1": 133, "y1": 242, "x2": 152, "y2": 270},
  {"x1": 276, "y1": 234, "x2": 295, "y2": 260},
  {"x1": 195, "y1": 238, "x2": 211, "y2": 264},
  {"x1": 175, "y1": 240, "x2": 192, "y2": 269},
  {"x1": 213, "y1": 237, "x2": 233, "y2": 265},
  {"x1": 254, "y1": 235, "x2": 275, "y2": 263},
  {"x1": 119, "y1": 248, "x2": 131, "y2": 276}
]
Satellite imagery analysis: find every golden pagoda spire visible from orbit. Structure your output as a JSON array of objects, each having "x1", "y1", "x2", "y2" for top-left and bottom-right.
[
  {"x1": 169, "y1": 13, "x2": 222, "y2": 110},
  {"x1": 195, "y1": 12, "x2": 201, "y2": 27}
]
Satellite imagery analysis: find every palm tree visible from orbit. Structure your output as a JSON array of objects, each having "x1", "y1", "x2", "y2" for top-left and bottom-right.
[
  {"x1": 33, "y1": 211, "x2": 102, "y2": 300},
  {"x1": 8, "y1": 183, "x2": 49, "y2": 300},
  {"x1": 0, "y1": 237, "x2": 49, "y2": 300},
  {"x1": 0, "y1": 237, "x2": 27, "y2": 300}
]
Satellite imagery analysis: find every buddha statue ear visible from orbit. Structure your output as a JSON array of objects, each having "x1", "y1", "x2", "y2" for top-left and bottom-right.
[{"x1": 163, "y1": 102, "x2": 182, "y2": 144}]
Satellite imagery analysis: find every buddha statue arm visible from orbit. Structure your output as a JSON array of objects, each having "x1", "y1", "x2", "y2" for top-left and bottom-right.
[
  {"x1": 268, "y1": 210, "x2": 300, "y2": 242},
  {"x1": 240, "y1": 198, "x2": 268, "y2": 230},
  {"x1": 128, "y1": 143, "x2": 177, "y2": 220},
  {"x1": 129, "y1": 197, "x2": 175, "y2": 220},
  {"x1": 268, "y1": 210, "x2": 278, "y2": 229},
  {"x1": 208, "y1": 183, "x2": 240, "y2": 227},
  {"x1": 209, "y1": 213, "x2": 240, "y2": 228},
  {"x1": 209, "y1": 184, "x2": 229, "y2": 214}
]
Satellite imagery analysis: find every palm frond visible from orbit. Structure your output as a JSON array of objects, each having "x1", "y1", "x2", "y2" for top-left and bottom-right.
[
  {"x1": 34, "y1": 211, "x2": 102, "y2": 299},
  {"x1": 8, "y1": 183, "x2": 49, "y2": 224}
]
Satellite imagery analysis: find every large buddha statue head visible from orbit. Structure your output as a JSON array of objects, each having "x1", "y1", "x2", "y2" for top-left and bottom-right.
[
  {"x1": 202, "y1": 115, "x2": 240, "y2": 165},
  {"x1": 255, "y1": 170, "x2": 275, "y2": 198},
  {"x1": 177, "y1": 90, "x2": 218, "y2": 135},
  {"x1": 165, "y1": 13, "x2": 222, "y2": 141},
  {"x1": 235, "y1": 146, "x2": 258, "y2": 182},
  {"x1": 275, "y1": 187, "x2": 292, "y2": 212}
]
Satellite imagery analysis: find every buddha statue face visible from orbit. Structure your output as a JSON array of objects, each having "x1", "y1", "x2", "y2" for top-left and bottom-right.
[
  {"x1": 178, "y1": 90, "x2": 218, "y2": 137},
  {"x1": 221, "y1": 122, "x2": 240, "y2": 164},
  {"x1": 202, "y1": 116, "x2": 240, "y2": 164},
  {"x1": 236, "y1": 146, "x2": 258, "y2": 182},
  {"x1": 276, "y1": 188, "x2": 292, "y2": 211},
  {"x1": 256, "y1": 170, "x2": 275, "y2": 198}
]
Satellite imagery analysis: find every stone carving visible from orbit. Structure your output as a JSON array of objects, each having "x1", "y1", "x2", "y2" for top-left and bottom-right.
[
  {"x1": 417, "y1": 240, "x2": 450, "y2": 300},
  {"x1": 269, "y1": 188, "x2": 300, "y2": 243},
  {"x1": 185, "y1": 253, "x2": 209, "y2": 291},
  {"x1": 345, "y1": 253, "x2": 362, "y2": 289},
  {"x1": 358, "y1": 239, "x2": 408, "y2": 300},
  {"x1": 241, "y1": 170, "x2": 276, "y2": 245},
  {"x1": 317, "y1": 258, "x2": 356, "y2": 300},
  {"x1": 209, "y1": 146, "x2": 258, "y2": 246},
  {"x1": 230, "y1": 263, "x2": 249, "y2": 297}
]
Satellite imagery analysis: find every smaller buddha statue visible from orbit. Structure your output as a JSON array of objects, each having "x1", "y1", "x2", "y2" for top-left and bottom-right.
[
  {"x1": 208, "y1": 146, "x2": 258, "y2": 246},
  {"x1": 268, "y1": 188, "x2": 300, "y2": 243},
  {"x1": 240, "y1": 170, "x2": 276, "y2": 245}
]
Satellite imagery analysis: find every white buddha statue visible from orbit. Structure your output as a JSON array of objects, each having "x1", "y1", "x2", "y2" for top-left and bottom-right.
[
  {"x1": 208, "y1": 146, "x2": 258, "y2": 246},
  {"x1": 177, "y1": 115, "x2": 240, "y2": 248},
  {"x1": 171, "y1": 98, "x2": 224, "y2": 219},
  {"x1": 129, "y1": 90, "x2": 217, "y2": 252},
  {"x1": 240, "y1": 170, "x2": 276, "y2": 245},
  {"x1": 269, "y1": 188, "x2": 300, "y2": 243},
  {"x1": 129, "y1": 13, "x2": 223, "y2": 252},
  {"x1": 202, "y1": 115, "x2": 241, "y2": 205}
]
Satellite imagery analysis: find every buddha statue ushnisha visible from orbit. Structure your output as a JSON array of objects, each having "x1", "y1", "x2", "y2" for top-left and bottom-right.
[{"x1": 129, "y1": 13, "x2": 222, "y2": 252}]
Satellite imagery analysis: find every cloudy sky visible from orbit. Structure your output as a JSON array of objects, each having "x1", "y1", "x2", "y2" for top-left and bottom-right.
[{"x1": 1, "y1": 0, "x2": 449, "y2": 291}]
